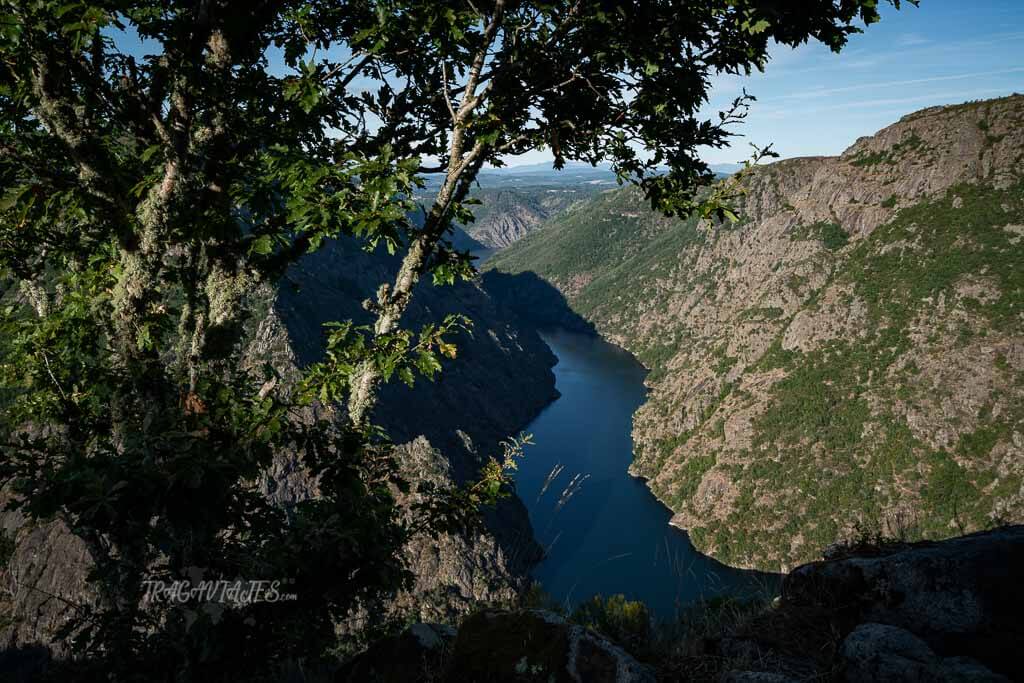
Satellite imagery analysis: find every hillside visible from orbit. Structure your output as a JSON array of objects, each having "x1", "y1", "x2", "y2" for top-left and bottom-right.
[
  {"x1": 0, "y1": 237, "x2": 559, "y2": 654},
  {"x1": 488, "y1": 94, "x2": 1024, "y2": 571},
  {"x1": 461, "y1": 186, "x2": 601, "y2": 248}
]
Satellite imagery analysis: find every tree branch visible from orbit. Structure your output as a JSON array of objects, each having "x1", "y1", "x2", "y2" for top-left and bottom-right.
[{"x1": 346, "y1": 1, "x2": 506, "y2": 428}]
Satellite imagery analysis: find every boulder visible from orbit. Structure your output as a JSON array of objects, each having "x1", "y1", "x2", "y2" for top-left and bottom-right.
[
  {"x1": 335, "y1": 622, "x2": 456, "y2": 683},
  {"x1": 839, "y1": 623, "x2": 1008, "y2": 682},
  {"x1": 783, "y1": 526, "x2": 1024, "y2": 678}
]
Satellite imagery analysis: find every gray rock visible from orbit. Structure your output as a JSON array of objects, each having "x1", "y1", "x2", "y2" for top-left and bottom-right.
[
  {"x1": 840, "y1": 623, "x2": 937, "y2": 682},
  {"x1": 840, "y1": 623, "x2": 1009, "y2": 683},
  {"x1": 784, "y1": 526, "x2": 1024, "y2": 678}
]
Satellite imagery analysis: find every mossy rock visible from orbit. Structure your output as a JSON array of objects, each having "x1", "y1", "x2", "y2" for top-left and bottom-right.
[
  {"x1": 447, "y1": 609, "x2": 654, "y2": 682},
  {"x1": 336, "y1": 623, "x2": 456, "y2": 683}
]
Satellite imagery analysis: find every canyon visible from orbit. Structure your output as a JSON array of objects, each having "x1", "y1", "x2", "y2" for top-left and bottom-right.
[
  {"x1": 490, "y1": 94, "x2": 1024, "y2": 571},
  {"x1": 4, "y1": 93, "x2": 1023, "y2": 681}
]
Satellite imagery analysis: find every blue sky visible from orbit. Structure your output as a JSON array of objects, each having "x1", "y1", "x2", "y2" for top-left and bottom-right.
[
  {"x1": 694, "y1": 0, "x2": 1024, "y2": 165},
  {"x1": 508, "y1": 0, "x2": 1024, "y2": 166},
  {"x1": 112, "y1": 2, "x2": 1023, "y2": 168}
]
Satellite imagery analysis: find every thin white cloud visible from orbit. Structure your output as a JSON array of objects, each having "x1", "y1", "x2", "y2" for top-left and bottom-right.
[
  {"x1": 776, "y1": 67, "x2": 1024, "y2": 100},
  {"x1": 764, "y1": 30, "x2": 1024, "y2": 78},
  {"x1": 898, "y1": 32, "x2": 930, "y2": 47},
  {"x1": 758, "y1": 88, "x2": 1017, "y2": 118}
]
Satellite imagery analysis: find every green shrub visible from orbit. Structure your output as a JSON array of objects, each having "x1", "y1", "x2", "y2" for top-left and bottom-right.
[
  {"x1": 851, "y1": 150, "x2": 888, "y2": 167},
  {"x1": 819, "y1": 222, "x2": 849, "y2": 250},
  {"x1": 571, "y1": 594, "x2": 652, "y2": 655}
]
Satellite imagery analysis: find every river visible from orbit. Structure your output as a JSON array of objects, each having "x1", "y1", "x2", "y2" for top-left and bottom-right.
[{"x1": 513, "y1": 329, "x2": 774, "y2": 618}]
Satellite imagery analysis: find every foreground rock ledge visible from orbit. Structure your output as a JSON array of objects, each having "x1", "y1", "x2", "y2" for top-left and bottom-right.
[
  {"x1": 337, "y1": 609, "x2": 655, "y2": 683},
  {"x1": 783, "y1": 525, "x2": 1024, "y2": 679},
  {"x1": 338, "y1": 526, "x2": 1024, "y2": 682}
]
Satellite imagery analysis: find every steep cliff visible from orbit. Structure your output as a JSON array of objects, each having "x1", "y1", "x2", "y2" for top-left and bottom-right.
[
  {"x1": 0, "y1": 236, "x2": 558, "y2": 654},
  {"x1": 489, "y1": 94, "x2": 1024, "y2": 571},
  {"x1": 266, "y1": 237, "x2": 559, "y2": 620}
]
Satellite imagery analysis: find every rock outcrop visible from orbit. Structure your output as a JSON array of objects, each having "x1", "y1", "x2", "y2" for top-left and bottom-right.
[
  {"x1": 782, "y1": 525, "x2": 1024, "y2": 680},
  {"x1": 339, "y1": 609, "x2": 655, "y2": 683},
  {"x1": 839, "y1": 623, "x2": 1007, "y2": 683},
  {"x1": 490, "y1": 94, "x2": 1024, "y2": 570},
  {"x1": 338, "y1": 526, "x2": 1024, "y2": 682}
]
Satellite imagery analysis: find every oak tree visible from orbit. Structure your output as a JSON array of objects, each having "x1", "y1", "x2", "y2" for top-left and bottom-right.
[{"x1": 0, "y1": 0, "x2": 909, "y2": 678}]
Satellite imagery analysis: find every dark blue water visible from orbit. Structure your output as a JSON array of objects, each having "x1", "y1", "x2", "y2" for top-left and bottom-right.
[{"x1": 514, "y1": 330, "x2": 773, "y2": 618}]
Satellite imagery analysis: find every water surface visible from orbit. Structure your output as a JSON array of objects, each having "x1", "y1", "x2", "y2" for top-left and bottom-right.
[{"x1": 514, "y1": 329, "x2": 774, "y2": 617}]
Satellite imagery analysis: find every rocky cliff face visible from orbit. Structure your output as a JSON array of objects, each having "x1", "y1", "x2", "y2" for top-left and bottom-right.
[
  {"x1": 266, "y1": 237, "x2": 559, "y2": 620},
  {"x1": 0, "y1": 236, "x2": 558, "y2": 654},
  {"x1": 463, "y1": 187, "x2": 596, "y2": 248},
  {"x1": 489, "y1": 94, "x2": 1024, "y2": 571}
]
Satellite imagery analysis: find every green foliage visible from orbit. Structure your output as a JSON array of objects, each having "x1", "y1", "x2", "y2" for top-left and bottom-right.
[
  {"x1": 849, "y1": 132, "x2": 923, "y2": 167},
  {"x1": 850, "y1": 149, "x2": 891, "y2": 167},
  {"x1": 705, "y1": 345, "x2": 734, "y2": 377},
  {"x1": 794, "y1": 221, "x2": 849, "y2": 250},
  {"x1": 666, "y1": 454, "x2": 717, "y2": 507},
  {"x1": 571, "y1": 594, "x2": 652, "y2": 654},
  {"x1": 301, "y1": 314, "x2": 470, "y2": 403},
  {"x1": 421, "y1": 434, "x2": 535, "y2": 520},
  {"x1": 754, "y1": 343, "x2": 872, "y2": 452},
  {"x1": 700, "y1": 180, "x2": 1024, "y2": 565},
  {"x1": 843, "y1": 182, "x2": 1024, "y2": 331},
  {"x1": 740, "y1": 306, "x2": 785, "y2": 321}
]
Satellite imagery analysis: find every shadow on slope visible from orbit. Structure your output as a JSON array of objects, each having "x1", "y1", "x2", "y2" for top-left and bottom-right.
[
  {"x1": 480, "y1": 270, "x2": 597, "y2": 336},
  {"x1": 273, "y1": 237, "x2": 561, "y2": 575}
]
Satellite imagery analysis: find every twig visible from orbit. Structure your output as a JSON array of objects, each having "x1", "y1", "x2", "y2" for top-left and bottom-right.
[
  {"x1": 440, "y1": 62, "x2": 458, "y2": 123},
  {"x1": 40, "y1": 352, "x2": 68, "y2": 401}
]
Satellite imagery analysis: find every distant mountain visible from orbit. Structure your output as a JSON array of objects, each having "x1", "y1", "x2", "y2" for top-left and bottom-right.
[
  {"x1": 414, "y1": 164, "x2": 616, "y2": 251},
  {"x1": 708, "y1": 162, "x2": 744, "y2": 175},
  {"x1": 439, "y1": 162, "x2": 734, "y2": 250},
  {"x1": 489, "y1": 160, "x2": 745, "y2": 178},
  {"x1": 478, "y1": 161, "x2": 618, "y2": 187},
  {"x1": 488, "y1": 94, "x2": 1024, "y2": 571}
]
